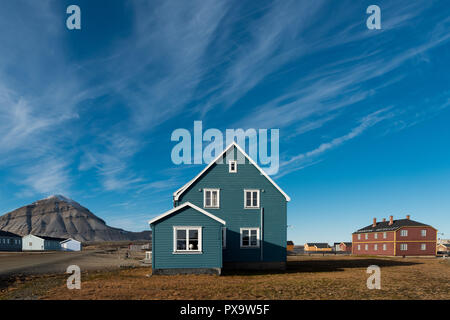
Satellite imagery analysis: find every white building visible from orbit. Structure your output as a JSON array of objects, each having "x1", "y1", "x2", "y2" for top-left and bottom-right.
[
  {"x1": 22, "y1": 234, "x2": 64, "y2": 251},
  {"x1": 60, "y1": 238, "x2": 82, "y2": 251}
]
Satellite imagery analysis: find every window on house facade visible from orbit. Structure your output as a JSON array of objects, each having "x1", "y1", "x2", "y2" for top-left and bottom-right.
[
  {"x1": 400, "y1": 230, "x2": 408, "y2": 237},
  {"x1": 240, "y1": 228, "x2": 259, "y2": 248},
  {"x1": 374, "y1": 233, "x2": 378, "y2": 239},
  {"x1": 229, "y1": 160, "x2": 237, "y2": 173},
  {"x1": 173, "y1": 227, "x2": 202, "y2": 253},
  {"x1": 357, "y1": 244, "x2": 361, "y2": 250},
  {"x1": 421, "y1": 244, "x2": 426, "y2": 250},
  {"x1": 244, "y1": 190, "x2": 260, "y2": 208},
  {"x1": 203, "y1": 189, "x2": 220, "y2": 208},
  {"x1": 383, "y1": 232, "x2": 387, "y2": 239},
  {"x1": 400, "y1": 244, "x2": 408, "y2": 251},
  {"x1": 365, "y1": 234, "x2": 368, "y2": 240},
  {"x1": 374, "y1": 244, "x2": 378, "y2": 251},
  {"x1": 365, "y1": 244, "x2": 368, "y2": 251},
  {"x1": 383, "y1": 244, "x2": 387, "y2": 251},
  {"x1": 421, "y1": 230, "x2": 426, "y2": 237},
  {"x1": 222, "y1": 227, "x2": 226, "y2": 249},
  {"x1": 357, "y1": 234, "x2": 361, "y2": 240}
]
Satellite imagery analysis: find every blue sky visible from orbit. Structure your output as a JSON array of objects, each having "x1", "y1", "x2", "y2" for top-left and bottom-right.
[{"x1": 0, "y1": 0, "x2": 449, "y2": 244}]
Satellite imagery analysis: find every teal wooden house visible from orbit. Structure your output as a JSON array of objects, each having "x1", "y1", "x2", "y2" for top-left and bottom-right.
[{"x1": 149, "y1": 142, "x2": 290, "y2": 275}]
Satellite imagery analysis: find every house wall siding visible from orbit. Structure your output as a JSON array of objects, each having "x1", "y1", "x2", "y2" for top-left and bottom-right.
[
  {"x1": 152, "y1": 206, "x2": 223, "y2": 270},
  {"x1": 177, "y1": 147, "x2": 287, "y2": 263}
]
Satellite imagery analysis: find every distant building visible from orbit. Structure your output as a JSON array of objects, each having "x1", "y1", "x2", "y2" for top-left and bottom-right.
[
  {"x1": 60, "y1": 238, "x2": 82, "y2": 251},
  {"x1": 22, "y1": 235, "x2": 65, "y2": 251},
  {"x1": 304, "y1": 243, "x2": 332, "y2": 252},
  {"x1": 352, "y1": 215, "x2": 437, "y2": 256},
  {"x1": 334, "y1": 242, "x2": 352, "y2": 252},
  {"x1": 437, "y1": 243, "x2": 450, "y2": 253},
  {"x1": 0, "y1": 230, "x2": 22, "y2": 251},
  {"x1": 287, "y1": 241, "x2": 294, "y2": 252}
]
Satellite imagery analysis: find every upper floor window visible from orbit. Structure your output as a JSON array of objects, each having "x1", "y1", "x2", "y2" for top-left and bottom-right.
[
  {"x1": 240, "y1": 228, "x2": 259, "y2": 248},
  {"x1": 244, "y1": 189, "x2": 260, "y2": 208},
  {"x1": 374, "y1": 233, "x2": 378, "y2": 239},
  {"x1": 365, "y1": 234, "x2": 368, "y2": 240},
  {"x1": 204, "y1": 189, "x2": 220, "y2": 208},
  {"x1": 357, "y1": 234, "x2": 361, "y2": 240},
  {"x1": 400, "y1": 230, "x2": 408, "y2": 237},
  {"x1": 383, "y1": 232, "x2": 387, "y2": 239},
  {"x1": 229, "y1": 160, "x2": 237, "y2": 173},
  {"x1": 173, "y1": 226, "x2": 202, "y2": 253},
  {"x1": 421, "y1": 230, "x2": 426, "y2": 237}
]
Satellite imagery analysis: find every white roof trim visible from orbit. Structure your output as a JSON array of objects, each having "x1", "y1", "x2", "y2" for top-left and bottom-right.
[
  {"x1": 148, "y1": 202, "x2": 226, "y2": 225},
  {"x1": 173, "y1": 142, "x2": 290, "y2": 202}
]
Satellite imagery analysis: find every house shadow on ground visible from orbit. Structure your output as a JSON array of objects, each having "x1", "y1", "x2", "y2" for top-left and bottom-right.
[{"x1": 222, "y1": 258, "x2": 422, "y2": 276}]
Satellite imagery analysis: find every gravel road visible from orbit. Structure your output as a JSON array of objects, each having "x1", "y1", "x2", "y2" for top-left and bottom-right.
[{"x1": 0, "y1": 249, "x2": 143, "y2": 277}]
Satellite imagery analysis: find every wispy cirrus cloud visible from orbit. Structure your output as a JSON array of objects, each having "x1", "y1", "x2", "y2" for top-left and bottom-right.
[
  {"x1": 0, "y1": 0, "x2": 449, "y2": 209},
  {"x1": 277, "y1": 107, "x2": 395, "y2": 178}
]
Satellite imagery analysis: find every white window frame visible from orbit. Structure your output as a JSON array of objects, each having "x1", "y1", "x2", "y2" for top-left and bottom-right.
[
  {"x1": 365, "y1": 244, "x2": 368, "y2": 251},
  {"x1": 222, "y1": 227, "x2": 226, "y2": 249},
  {"x1": 357, "y1": 244, "x2": 361, "y2": 250},
  {"x1": 421, "y1": 230, "x2": 426, "y2": 237},
  {"x1": 421, "y1": 243, "x2": 426, "y2": 251},
  {"x1": 357, "y1": 234, "x2": 361, "y2": 240},
  {"x1": 228, "y1": 160, "x2": 237, "y2": 173},
  {"x1": 240, "y1": 228, "x2": 260, "y2": 248},
  {"x1": 400, "y1": 229, "x2": 408, "y2": 237},
  {"x1": 383, "y1": 232, "x2": 387, "y2": 239},
  {"x1": 374, "y1": 244, "x2": 378, "y2": 251},
  {"x1": 374, "y1": 233, "x2": 378, "y2": 239},
  {"x1": 173, "y1": 226, "x2": 202, "y2": 254},
  {"x1": 203, "y1": 188, "x2": 220, "y2": 209},
  {"x1": 383, "y1": 244, "x2": 387, "y2": 251},
  {"x1": 400, "y1": 243, "x2": 408, "y2": 251},
  {"x1": 244, "y1": 189, "x2": 260, "y2": 209},
  {"x1": 365, "y1": 234, "x2": 368, "y2": 240}
]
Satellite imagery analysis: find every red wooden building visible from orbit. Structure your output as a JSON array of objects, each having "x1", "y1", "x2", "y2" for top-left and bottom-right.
[{"x1": 352, "y1": 215, "x2": 437, "y2": 256}]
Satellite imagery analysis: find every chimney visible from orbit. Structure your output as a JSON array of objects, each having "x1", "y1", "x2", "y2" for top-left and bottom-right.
[
  {"x1": 372, "y1": 218, "x2": 377, "y2": 227},
  {"x1": 406, "y1": 214, "x2": 410, "y2": 220},
  {"x1": 389, "y1": 215, "x2": 393, "y2": 225},
  {"x1": 382, "y1": 218, "x2": 386, "y2": 222}
]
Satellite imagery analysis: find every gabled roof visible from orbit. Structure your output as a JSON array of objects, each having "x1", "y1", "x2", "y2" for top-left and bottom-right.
[
  {"x1": 38, "y1": 235, "x2": 67, "y2": 242},
  {"x1": 23, "y1": 234, "x2": 67, "y2": 242},
  {"x1": 340, "y1": 242, "x2": 352, "y2": 246},
  {"x1": 148, "y1": 202, "x2": 226, "y2": 225},
  {"x1": 60, "y1": 238, "x2": 81, "y2": 244},
  {"x1": 306, "y1": 243, "x2": 330, "y2": 248},
  {"x1": 353, "y1": 218, "x2": 435, "y2": 234},
  {"x1": 173, "y1": 142, "x2": 290, "y2": 202},
  {"x1": 0, "y1": 230, "x2": 21, "y2": 238}
]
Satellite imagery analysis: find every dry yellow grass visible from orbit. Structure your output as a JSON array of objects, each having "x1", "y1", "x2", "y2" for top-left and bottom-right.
[{"x1": 2, "y1": 255, "x2": 449, "y2": 300}]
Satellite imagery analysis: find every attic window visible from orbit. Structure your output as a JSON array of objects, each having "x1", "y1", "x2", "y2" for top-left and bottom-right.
[{"x1": 229, "y1": 160, "x2": 237, "y2": 173}]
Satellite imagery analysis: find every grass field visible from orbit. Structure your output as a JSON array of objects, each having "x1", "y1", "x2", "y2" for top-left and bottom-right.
[{"x1": 1, "y1": 255, "x2": 449, "y2": 300}]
